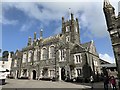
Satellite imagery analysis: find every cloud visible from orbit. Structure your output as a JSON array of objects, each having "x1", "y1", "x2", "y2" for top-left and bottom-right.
[
  {"x1": 20, "y1": 24, "x2": 29, "y2": 32},
  {"x1": 1, "y1": 4, "x2": 18, "y2": 25},
  {"x1": 2, "y1": 16, "x2": 18, "y2": 25},
  {"x1": 53, "y1": 26, "x2": 62, "y2": 35},
  {"x1": 20, "y1": 21, "x2": 34, "y2": 32},
  {"x1": 118, "y1": 1, "x2": 120, "y2": 12},
  {"x1": 1, "y1": 0, "x2": 119, "y2": 2},
  {"x1": 2, "y1": 0, "x2": 119, "y2": 37},
  {"x1": 99, "y1": 53, "x2": 115, "y2": 63}
]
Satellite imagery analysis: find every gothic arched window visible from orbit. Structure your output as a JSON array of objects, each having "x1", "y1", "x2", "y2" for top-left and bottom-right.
[
  {"x1": 28, "y1": 50, "x2": 32, "y2": 62},
  {"x1": 49, "y1": 46, "x2": 55, "y2": 59},
  {"x1": 59, "y1": 49, "x2": 66, "y2": 61},
  {"x1": 66, "y1": 36, "x2": 70, "y2": 42},
  {"x1": 41, "y1": 48, "x2": 47, "y2": 60},
  {"x1": 22, "y1": 52, "x2": 27, "y2": 63},
  {"x1": 34, "y1": 49, "x2": 37, "y2": 61},
  {"x1": 66, "y1": 26, "x2": 70, "y2": 32},
  {"x1": 14, "y1": 59, "x2": 17, "y2": 67}
]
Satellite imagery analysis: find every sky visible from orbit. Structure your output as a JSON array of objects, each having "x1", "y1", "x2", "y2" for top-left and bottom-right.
[{"x1": 1, "y1": 0, "x2": 120, "y2": 63}]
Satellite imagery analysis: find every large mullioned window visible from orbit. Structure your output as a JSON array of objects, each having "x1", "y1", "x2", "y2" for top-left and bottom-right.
[
  {"x1": 59, "y1": 49, "x2": 66, "y2": 61},
  {"x1": 22, "y1": 52, "x2": 27, "y2": 63},
  {"x1": 66, "y1": 26, "x2": 70, "y2": 32},
  {"x1": 28, "y1": 51, "x2": 32, "y2": 62},
  {"x1": 34, "y1": 49, "x2": 38, "y2": 61},
  {"x1": 49, "y1": 46, "x2": 55, "y2": 59},
  {"x1": 74, "y1": 53, "x2": 82, "y2": 63},
  {"x1": 77, "y1": 68, "x2": 82, "y2": 76},
  {"x1": 41, "y1": 48, "x2": 47, "y2": 60},
  {"x1": 14, "y1": 59, "x2": 17, "y2": 67}
]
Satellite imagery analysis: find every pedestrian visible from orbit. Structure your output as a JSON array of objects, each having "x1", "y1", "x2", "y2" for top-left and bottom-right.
[
  {"x1": 109, "y1": 76, "x2": 113, "y2": 88},
  {"x1": 110, "y1": 76, "x2": 117, "y2": 90},
  {"x1": 90, "y1": 76, "x2": 94, "y2": 89},
  {"x1": 104, "y1": 75, "x2": 109, "y2": 90}
]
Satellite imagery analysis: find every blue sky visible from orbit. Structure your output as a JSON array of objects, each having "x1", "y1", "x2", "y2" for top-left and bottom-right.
[{"x1": 1, "y1": 0, "x2": 119, "y2": 63}]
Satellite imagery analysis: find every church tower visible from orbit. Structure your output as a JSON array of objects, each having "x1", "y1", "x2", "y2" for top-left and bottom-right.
[
  {"x1": 103, "y1": 0, "x2": 120, "y2": 87},
  {"x1": 62, "y1": 13, "x2": 80, "y2": 44},
  {"x1": 103, "y1": 0, "x2": 116, "y2": 31}
]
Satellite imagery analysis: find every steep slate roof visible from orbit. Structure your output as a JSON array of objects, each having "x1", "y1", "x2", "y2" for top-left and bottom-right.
[
  {"x1": 81, "y1": 41, "x2": 91, "y2": 50},
  {"x1": 101, "y1": 63, "x2": 116, "y2": 68},
  {"x1": 100, "y1": 59, "x2": 111, "y2": 64},
  {"x1": 70, "y1": 43, "x2": 86, "y2": 54},
  {"x1": 42, "y1": 34, "x2": 60, "y2": 43}
]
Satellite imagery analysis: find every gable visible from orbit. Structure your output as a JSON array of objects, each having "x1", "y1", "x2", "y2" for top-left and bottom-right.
[
  {"x1": 71, "y1": 44, "x2": 85, "y2": 54},
  {"x1": 89, "y1": 41, "x2": 99, "y2": 56}
]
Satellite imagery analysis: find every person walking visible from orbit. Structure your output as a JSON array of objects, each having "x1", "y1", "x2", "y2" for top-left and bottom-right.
[
  {"x1": 110, "y1": 76, "x2": 117, "y2": 90},
  {"x1": 104, "y1": 75, "x2": 109, "y2": 90},
  {"x1": 90, "y1": 76, "x2": 94, "y2": 89}
]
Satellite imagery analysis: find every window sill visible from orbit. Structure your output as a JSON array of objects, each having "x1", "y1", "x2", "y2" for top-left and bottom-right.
[{"x1": 59, "y1": 60, "x2": 66, "y2": 62}]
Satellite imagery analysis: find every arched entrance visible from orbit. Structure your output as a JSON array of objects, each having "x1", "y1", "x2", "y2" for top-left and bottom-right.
[
  {"x1": 32, "y1": 70, "x2": 36, "y2": 80},
  {"x1": 61, "y1": 68, "x2": 66, "y2": 80},
  {"x1": 17, "y1": 70, "x2": 19, "y2": 78}
]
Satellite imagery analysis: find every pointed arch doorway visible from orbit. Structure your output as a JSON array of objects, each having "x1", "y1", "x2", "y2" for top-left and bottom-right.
[
  {"x1": 61, "y1": 67, "x2": 66, "y2": 80},
  {"x1": 32, "y1": 70, "x2": 36, "y2": 80}
]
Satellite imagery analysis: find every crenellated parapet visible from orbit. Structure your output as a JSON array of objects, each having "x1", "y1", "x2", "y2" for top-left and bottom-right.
[{"x1": 61, "y1": 13, "x2": 80, "y2": 44}]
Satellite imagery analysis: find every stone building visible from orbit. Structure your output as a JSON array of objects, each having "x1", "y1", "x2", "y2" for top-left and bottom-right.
[
  {"x1": 103, "y1": 0, "x2": 120, "y2": 85},
  {"x1": 11, "y1": 13, "x2": 101, "y2": 81},
  {"x1": 100, "y1": 59, "x2": 118, "y2": 78},
  {"x1": 0, "y1": 51, "x2": 13, "y2": 75}
]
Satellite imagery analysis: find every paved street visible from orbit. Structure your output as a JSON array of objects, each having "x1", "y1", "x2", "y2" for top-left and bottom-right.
[
  {"x1": 1, "y1": 79, "x2": 91, "y2": 89},
  {"x1": 1, "y1": 79, "x2": 119, "y2": 90}
]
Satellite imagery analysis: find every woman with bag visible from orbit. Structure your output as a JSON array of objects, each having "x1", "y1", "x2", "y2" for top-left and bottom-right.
[{"x1": 110, "y1": 76, "x2": 117, "y2": 90}]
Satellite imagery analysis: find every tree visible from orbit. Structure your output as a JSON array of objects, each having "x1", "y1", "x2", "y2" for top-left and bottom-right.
[
  {"x1": 2, "y1": 51, "x2": 9, "y2": 58},
  {"x1": 83, "y1": 63, "x2": 92, "y2": 79},
  {"x1": 82, "y1": 53, "x2": 92, "y2": 82}
]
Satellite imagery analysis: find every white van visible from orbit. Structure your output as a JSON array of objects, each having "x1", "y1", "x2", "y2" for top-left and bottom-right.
[{"x1": 0, "y1": 67, "x2": 6, "y2": 85}]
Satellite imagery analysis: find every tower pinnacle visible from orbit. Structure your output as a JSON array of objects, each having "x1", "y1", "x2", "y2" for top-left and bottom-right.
[
  {"x1": 103, "y1": 0, "x2": 115, "y2": 30},
  {"x1": 103, "y1": 0, "x2": 113, "y2": 8},
  {"x1": 69, "y1": 8, "x2": 71, "y2": 20},
  {"x1": 34, "y1": 32, "x2": 36, "y2": 40},
  {"x1": 40, "y1": 29, "x2": 43, "y2": 39},
  {"x1": 104, "y1": 0, "x2": 110, "y2": 6}
]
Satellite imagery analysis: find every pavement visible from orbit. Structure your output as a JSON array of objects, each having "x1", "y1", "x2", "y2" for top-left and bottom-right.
[
  {"x1": 1, "y1": 79, "x2": 91, "y2": 89},
  {"x1": 0, "y1": 79, "x2": 119, "y2": 90}
]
